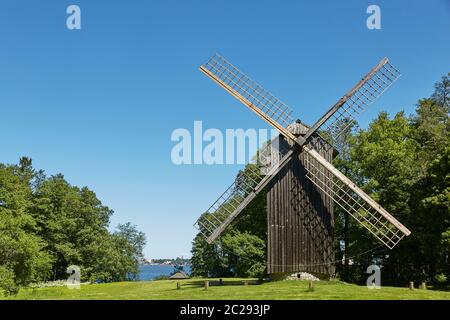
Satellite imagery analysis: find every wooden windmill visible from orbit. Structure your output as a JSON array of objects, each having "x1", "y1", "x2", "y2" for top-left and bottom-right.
[{"x1": 195, "y1": 54, "x2": 411, "y2": 276}]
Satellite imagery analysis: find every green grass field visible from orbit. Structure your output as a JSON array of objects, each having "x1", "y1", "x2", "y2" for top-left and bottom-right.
[{"x1": 3, "y1": 279, "x2": 450, "y2": 300}]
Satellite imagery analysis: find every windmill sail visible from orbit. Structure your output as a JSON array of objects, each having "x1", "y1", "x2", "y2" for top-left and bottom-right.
[
  {"x1": 316, "y1": 59, "x2": 401, "y2": 151},
  {"x1": 196, "y1": 54, "x2": 410, "y2": 249},
  {"x1": 196, "y1": 54, "x2": 300, "y2": 243},
  {"x1": 200, "y1": 54, "x2": 296, "y2": 136},
  {"x1": 302, "y1": 147, "x2": 410, "y2": 249},
  {"x1": 195, "y1": 140, "x2": 294, "y2": 243}
]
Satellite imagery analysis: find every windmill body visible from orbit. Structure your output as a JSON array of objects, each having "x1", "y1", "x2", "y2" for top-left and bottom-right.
[{"x1": 267, "y1": 123, "x2": 335, "y2": 276}]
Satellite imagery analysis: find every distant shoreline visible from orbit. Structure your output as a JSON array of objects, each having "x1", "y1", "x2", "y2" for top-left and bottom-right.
[
  {"x1": 140, "y1": 259, "x2": 191, "y2": 267},
  {"x1": 140, "y1": 263, "x2": 191, "y2": 266}
]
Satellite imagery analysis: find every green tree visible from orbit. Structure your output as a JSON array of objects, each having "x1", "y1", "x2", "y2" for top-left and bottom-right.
[
  {"x1": 431, "y1": 73, "x2": 449, "y2": 109},
  {"x1": 191, "y1": 233, "x2": 231, "y2": 277},
  {"x1": 31, "y1": 175, "x2": 114, "y2": 280},
  {"x1": 82, "y1": 228, "x2": 145, "y2": 283},
  {"x1": 221, "y1": 230, "x2": 266, "y2": 278},
  {"x1": 1, "y1": 158, "x2": 147, "y2": 294},
  {"x1": 112, "y1": 223, "x2": 147, "y2": 280},
  {"x1": 0, "y1": 164, "x2": 52, "y2": 295}
]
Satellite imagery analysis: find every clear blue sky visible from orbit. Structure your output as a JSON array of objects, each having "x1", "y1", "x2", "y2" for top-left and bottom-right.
[{"x1": 0, "y1": 0, "x2": 449, "y2": 259}]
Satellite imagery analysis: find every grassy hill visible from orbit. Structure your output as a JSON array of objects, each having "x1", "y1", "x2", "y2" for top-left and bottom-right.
[{"x1": 4, "y1": 279, "x2": 450, "y2": 300}]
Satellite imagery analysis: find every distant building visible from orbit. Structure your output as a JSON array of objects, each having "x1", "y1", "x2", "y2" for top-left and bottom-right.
[
  {"x1": 140, "y1": 258, "x2": 153, "y2": 265},
  {"x1": 169, "y1": 271, "x2": 189, "y2": 280}
]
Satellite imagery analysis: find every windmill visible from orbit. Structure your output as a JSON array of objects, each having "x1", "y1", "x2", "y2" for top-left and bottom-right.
[{"x1": 194, "y1": 54, "x2": 411, "y2": 276}]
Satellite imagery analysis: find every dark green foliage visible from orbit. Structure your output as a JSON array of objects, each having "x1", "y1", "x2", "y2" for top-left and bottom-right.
[
  {"x1": 0, "y1": 159, "x2": 146, "y2": 294},
  {"x1": 171, "y1": 264, "x2": 184, "y2": 276},
  {"x1": 190, "y1": 230, "x2": 234, "y2": 278},
  {"x1": 221, "y1": 230, "x2": 266, "y2": 278}
]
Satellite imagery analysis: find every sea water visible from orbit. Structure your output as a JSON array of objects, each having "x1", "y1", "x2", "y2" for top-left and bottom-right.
[{"x1": 138, "y1": 265, "x2": 192, "y2": 281}]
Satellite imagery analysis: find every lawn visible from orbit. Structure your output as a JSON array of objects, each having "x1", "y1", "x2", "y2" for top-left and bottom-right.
[{"x1": 3, "y1": 279, "x2": 450, "y2": 300}]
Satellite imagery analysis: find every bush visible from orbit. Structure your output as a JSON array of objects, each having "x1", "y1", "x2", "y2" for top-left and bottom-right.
[
  {"x1": 0, "y1": 266, "x2": 19, "y2": 296},
  {"x1": 435, "y1": 273, "x2": 448, "y2": 284},
  {"x1": 154, "y1": 275, "x2": 170, "y2": 280}
]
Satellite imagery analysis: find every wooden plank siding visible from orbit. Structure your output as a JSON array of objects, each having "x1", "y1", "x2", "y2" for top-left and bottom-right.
[{"x1": 267, "y1": 133, "x2": 335, "y2": 276}]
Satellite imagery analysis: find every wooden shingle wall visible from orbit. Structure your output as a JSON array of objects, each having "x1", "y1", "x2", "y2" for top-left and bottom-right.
[{"x1": 267, "y1": 133, "x2": 335, "y2": 276}]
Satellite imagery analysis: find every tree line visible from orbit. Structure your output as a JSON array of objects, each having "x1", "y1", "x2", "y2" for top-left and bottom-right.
[
  {"x1": 191, "y1": 73, "x2": 449, "y2": 286},
  {"x1": 0, "y1": 160, "x2": 146, "y2": 295}
]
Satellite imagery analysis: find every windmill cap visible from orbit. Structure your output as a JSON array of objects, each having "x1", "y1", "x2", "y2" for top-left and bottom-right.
[{"x1": 288, "y1": 120, "x2": 309, "y2": 136}]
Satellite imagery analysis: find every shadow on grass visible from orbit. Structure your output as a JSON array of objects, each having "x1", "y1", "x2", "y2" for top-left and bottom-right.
[
  {"x1": 181, "y1": 279, "x2": 264, "y2": 288},
  {"x1": 428, "y1": 286, "x2": 450, "y2": 292}
]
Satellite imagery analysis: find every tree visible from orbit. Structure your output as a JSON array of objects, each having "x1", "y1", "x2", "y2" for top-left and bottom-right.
[
  {"x1": 31, "y1": 175, "x2": 114, "y2": 280},
  {"x1": 411, "y1": 98, "x2": 449, "y2": 173},
  {"x1": 112, "y1": 223, "x2": 147, "y2": 280},
  {"x1": 191, "y1": 233, "x2": 231, "y2": 278},
  {"x1": 1, "y1": 158, "x2": 147, "y2": 294},
  {"x1": 221, "y1": 230, "x2": 266, "y2": 278},
  {"x1": 431, "y1": 73, "x2": 449, "y2": 109},
  {"x1": 171, "y1": 265, "x2": 184, "y2": 276},
  {"x1": 81, "y1": 229, "x2": 144, "y2": 283},
  {"x1": 0, "y1": 165, "x2": 52, "y2": 295}
]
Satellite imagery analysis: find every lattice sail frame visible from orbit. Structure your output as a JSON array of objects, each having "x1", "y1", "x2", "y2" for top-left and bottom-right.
[
  {"x1": 195, "y1": 137, "x2": 291, "y2": 241},
  {"x1": 319, "y1": 59, "x2": 401, "y2": 149},
  {"x1": 195, "y1": 54, "x2": 411, "y2": 248},
  {"x1": 200, "y1": 54, "x2": 295, "y2": 134},
  {"x1": 303, "y1": 147, "x2": 409, "y2": 249}
]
